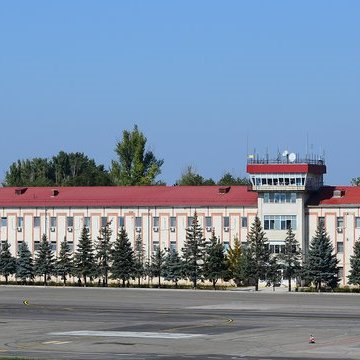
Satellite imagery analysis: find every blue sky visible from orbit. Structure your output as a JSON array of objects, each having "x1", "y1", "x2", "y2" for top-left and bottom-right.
[{"x1": 1, "y1": 1, "x2": 359, "y2": 185}]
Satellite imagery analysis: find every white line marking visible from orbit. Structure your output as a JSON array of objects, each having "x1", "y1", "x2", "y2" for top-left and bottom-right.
[
  {"x1": 43, "y1": 340, "x2": 72, "y2": 345},
  {"x1": 50, "y1": 330, "x2": 204, "y2": 339}
]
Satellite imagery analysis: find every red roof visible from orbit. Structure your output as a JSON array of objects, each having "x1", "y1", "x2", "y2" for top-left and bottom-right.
[
  {"x1": 247, "y1": 164, "x2": 326, "y2": 175},
  {"x1": 0, "y1": 186, "x2": 258, "y2": 208},
  {"x1": 307, "y1": 186, "x2": 360, "y2": 206}
]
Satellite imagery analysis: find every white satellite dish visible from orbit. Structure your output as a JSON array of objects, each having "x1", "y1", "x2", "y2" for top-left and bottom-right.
[
  {"x1": 282, "y1": 150, "x2": 289, "y2": 157},
  {"x1": 288, "y1": 153, "x2": 296, "y2": 163}
]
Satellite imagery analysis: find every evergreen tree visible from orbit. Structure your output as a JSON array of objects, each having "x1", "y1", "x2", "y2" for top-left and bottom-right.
[
  {"x1": 163, "y1": 248, "x2": 183, "y2": 288},
  {"x1": 181, "y1": 212, "x2": 206, "y2": 288},
  {"x1": 133, "y1": 234, "x2": 145, "y2": 285},
  {"x1": 277, "y1": 227, "x2": 302, "y2": 291},
  {"x1": 266, "y1": 256, "x2": 282, "y2": 290},
  {"x1": 16, "y1": 241, "x2": 34, "y2": 284},
  {"x1": 95, "y1": 221, "x2": 113, "y2": 287},
  {"x1": 34, "y1": 234, "x2": 55, "y2": 285},
  {"x1": 348, "y1": 239, "x2": 360, "y2": 285},
  {"x1": 227, "y1": 237, "x2": 245, "y2": 286},
  {"x1": 247, "y1": 216, "x2": 271, "y2": 291},
  {"x1": 110, "y1": 125, "x2": 164, "y2": 185},
  {"x1": 204, "y1": 231, "x2": 227, "y2": 289},
  {"x1": 74, "y1": 226, "x2": 96, "y2": 286},
  {"x1": 150, "y1": 246, "x2": 165, "y2": 288},
  {"x1": 0, "y1": 241, "x2": 16, "y2": 284},
  {"x1": 110, "y1": 228, "x2": 135, "y2": 287},
  {"x1": 303, "y1": 222, "x2": 339, "y2": 290},
  {"x1": 241, "y1": 246, "x2": 256, "y2": 286},
  {"x1": 56, "y1": 236, "x2": 73, "y2": 285}
]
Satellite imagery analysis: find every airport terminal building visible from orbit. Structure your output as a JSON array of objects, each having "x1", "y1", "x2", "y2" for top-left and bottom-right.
[{"x1": 0, "y1": 154, "x2": 359, "y2": 285}]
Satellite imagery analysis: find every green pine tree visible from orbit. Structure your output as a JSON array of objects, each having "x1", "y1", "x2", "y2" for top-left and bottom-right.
[
  {"x1": 133, "y1": 234, "x2": 145, "y2": 286},
  {"x1": 34, "y1": 234, "x2": 55, "y2": 285},
  {"x1": 56, "y1": 236, "x2": 73, "y2": 285},
  {"x1": 227, "y1": 237, "x2": 244, "y2": 286},
  {"x1": 16, "y1": 241, "x2": 34, "y2": 284},
  {"x1": 266, "y1": 256, "x2": 282, "y2": 290},
  {"x1": 95, "y1": 221, "x2": 113, "y2": 287},
  {"x1": 277, "y1": 227, "x2": 302, "y2": 291},
  {"x1": 303, "y1": 222, "x2": 339, "y2": 290},
  {"x1": 110, "y1": 228, "x2": 135, "y2": 287},
  {"x1": 150, "y1": 246, "x2": 165, "y2": 288},
  {"x1": 248, "y1": 216, "x2": 271, "y2": 291},
  {"x1": 163, "y1": 248, "x2": 183, "y2": 288},
  {"x1": 74, "y1": 226, "x2": 96, "y2": 286},
  {"x1": 348, "y1": 239, "x2": 360, "y2": 285},
  {"x1": 181, "y1": 212, "x2": 206, "y2": 289},
  {"x1": 204, "y1": 231, "x2": 227, "y2": 290},
  {"x1": 0, "y1": 241, "x2": 16, "y2": 284}
]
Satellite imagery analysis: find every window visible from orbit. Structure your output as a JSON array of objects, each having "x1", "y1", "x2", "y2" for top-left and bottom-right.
[
  {"x1": 337, "y1": 217, "x2": 344, "y2": 229},
  {"x1": 68, "y1": 241, "x2": 74, "y2": 252},
  {"x1": 223, "y1": 216, "x2": 230, "y2": 228},
  {"x1": 34, "y1": 216, "x2": 40, "y2": 227},
  {"x1": 67, "y1": 216, "x2": 73, "y2": 227},
  {"x1": 118, "y1": 216, "x2": 124, "y2": 227},
  {"x1": 84, "y1": 216, "x2": 90, "y2": 228},
  {"x1": 269, "y1": 244, "x2": 285, "y2": 254},
  {"x1": 205, "y1": 216, "x2": 212, "y2": 228},
  {"x1": 338, "y1": 267, "x2": 343, "y2": 280},
  {"x1": 187, "y1": 216, "x2": 194, "y2": 228},
  {"x1": 50, "y1": 241, "x2": 57, "y2": 252},
  {"x1": 135, "y1": 217, "x2": 142, "y2": 228},
  {"x1": 101, "y1": 216, "x2": 108, "y2": 227},
  {"x1": 264, "y1": 192, "x2": 296, "y2": 203},
  {"x1": 170, "y1": 241, "x2": 177, "y2": 251},
  {"x1": 264, "y1": 215, "x2": 296, "y2": 230},
  {"x1": 50, "y1": 217, "x2": 57, "y2": 227},
  {"x1": 356, "y1": 217, "x2": 360, "y2": 228},
  {"x1": 337, "y1": 242, "x2": 344, "y2": 253},
  {"x1": 153, "y1": 241, "x2": 159, "y2": 253},
  {"x1": 223, "y1": 242, "x2": 230, "y2": 251},
  {"x1": 153, "y1": 216, "x2": 159, "y2": 227},
  {"x1": 17, "y1": 217, "x2": 24, "y2": 227},
  {"x1": 1, "y1": 217, "x2": 7, "y2": 227},
  {"x1": 170, "y1": 216, "x2": 176, "y2": 227},
  {"x1": 318, "y1": 217, "x2": 325, "y2": 226},
  {"x1": 241, "y1": 217, "x2": 248, "y2": 228},
  {"x1": 34, "y1": 241, "x2": 40, "y2": 251}
]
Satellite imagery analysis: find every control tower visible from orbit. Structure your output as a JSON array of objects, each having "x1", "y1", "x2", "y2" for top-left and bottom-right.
[{"x1": 246, "y1": 152, "x2": 326, "y2": 256}]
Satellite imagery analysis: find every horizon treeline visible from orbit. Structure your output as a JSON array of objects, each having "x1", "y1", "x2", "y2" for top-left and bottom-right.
[{"x1": 3, "y1": 125, "x2": 249, "y2": 187}]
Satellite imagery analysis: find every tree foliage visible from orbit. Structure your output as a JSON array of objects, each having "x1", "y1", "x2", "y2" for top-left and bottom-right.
[
  {"x1": 247, "y1": 216, "x2": 271, "y2": 291},
  {"x1": 163, "y1": 248, "x2": 183, "y2": 287},
  {"x1": 95, "y1": 221, "x2": 113, "y2": 287},
  {"x1": 3, "y1": 151, "x2": 112, "y2": 187},
  {"x1": 74, "y1": 226, "x2": 96, "y2": 286},
  {"x1": 302, "y1": 222, "x2": 339, "y2": 290},
  {"x1": 56, "y1": 237, "x2": 73, "y2": 285},
  {"x1": 277, "y1": 227, "x2": 302, "y2": 291},
  {"x1": 348, "y1": 239, "x2": 360, "y2": 285},
  {"x1": 227, "y1": 237, "x2": 245, "y2": 286},
  {"x1": 204, "y1": 231, "x2": 227, "y2": 289},
  {"x1": 181, "y1": 212, "x2": 207, "y2": 288},
  {"x1": 217, "y1": 172, "x2": 250, "y2": 186},
  {"x1": 176, "y1": 166, "x2": 215, "y2": 186},
  {"x1": 34, "y1": 234, "x2": 55, "y2": 285},
  {"x1": 0, "y1": 241, "x2": 16, "y2": 284},
  {"x1": 150, "y1": 246, "x2": 166, "y2": 288},
  {"x1": 110, "y1": 228, "x2": 135, "y2": 287},
  {"x1": 16, "y1": 241, "x2": 34, "y2": 284},
  {"x1": 133, "y1": 234, "x2": 145, "y2": 285},
  {"x1": 110, "y1": 125, "x2": 164, "y2": 185}
]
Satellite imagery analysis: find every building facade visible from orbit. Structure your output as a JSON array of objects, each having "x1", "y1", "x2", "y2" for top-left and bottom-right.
[{"x1": 0, "y1": 155, "x2": 359, "y2": 285}]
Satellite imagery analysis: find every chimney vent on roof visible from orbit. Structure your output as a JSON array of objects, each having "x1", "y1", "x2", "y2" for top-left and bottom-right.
[
  {"x1": 15, "y1": 187, "x2": 27, "y2": 195},
  {"x1": 218, "y1": 186, "x2": 231, "y2": 194},
  {"x1": 51, "y1": 189, "x2": 59, "y2": 197},
  {"x1": 333, "y1": 189, "x2": 343, "y2": 198}
]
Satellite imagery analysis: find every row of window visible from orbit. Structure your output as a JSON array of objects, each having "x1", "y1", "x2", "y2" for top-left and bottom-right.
[
  {"x1": 263, "y1": 192, "x2": 296, "y2": 203},
  {"x1": 251, "y1": 174, "x2": 306, "y2": 187},
  {"x1": 0, "y1": 216, "x2": 249, "y2": 230},
  {"x1": 264, "y1": 215, "x2": 297, "y2": 230},
  {"x1": 319, "y1": 216, "x2": 360, "y2": 229}
]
